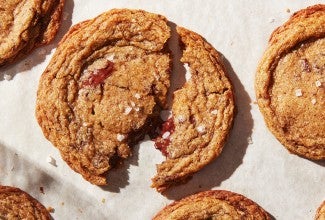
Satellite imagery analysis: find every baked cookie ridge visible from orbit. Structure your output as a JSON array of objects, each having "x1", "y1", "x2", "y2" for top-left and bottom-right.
[
  {"x1": 36, "y1": 9, "x2": 171, "y2": 185},
  {"x1": 152, "y1": 26, "x2": 235, "y2": 192}
]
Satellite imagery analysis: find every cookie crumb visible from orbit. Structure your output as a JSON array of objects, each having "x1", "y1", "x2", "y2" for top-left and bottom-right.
[
  {"x1": 176, "y1": 115, "x2": 186, "y2": 123},
  {"x1": 162, "y1": 131, "x2": 171, "y2": 139},
  {"x1": 46, "y1": 156, "x2": 57, "y2": 166},
  {"x1": 211, "y1": 109, "x2": 218, "y2": 115},
  {"x1": 286, "y1": 8, "x2": 291, "y2": 13},
  {"x1": 3, "y1": 74, "x2": 12, "y2": 81},
  {"x1": 295, "y1": 89, "x2": 302, "y2": 97},
  {"x1": 101, "y1": 198, "x2": 106, "y2": 203},
  {"x1": 315, "y1": 80, "x2": 322, "y2": 87},
  {"x1": 61, "y1": 202, "x2": 64, "y2": 206},
  {"x1": 160, "y1": 110, "x2": 172, "y2": 121},
  {"x1": 268, "y1": 18, "x2": 275, "y2": 23},
  {"x1": 124, "y1": 106, "x2": 132, "y2": 115},
  {"x1": 47, "y1": 206, "x2": 55, "y2": 213},
  {"x1": 39, "y1": 187, "x2": 45, "y2": 194},
  {"x1": 134, "y1": 93, "x2": 141, "y2": 99},
  {"x1": 184, "y1": 63, "x2": 192, "y2": 81},
  {"x1": 196, "y1": 125, "x2": 206, "y2": 133},
  {"x1": 311, "y1": 98, "x2": 317, "y2": 105},
  {"x1": 117, "y1": 134, "x2": 125, "y2": 142}
]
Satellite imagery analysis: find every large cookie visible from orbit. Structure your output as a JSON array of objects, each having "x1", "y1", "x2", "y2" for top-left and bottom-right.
[
  {"x1": 153, "y1": 190, "x2": 270, "y2": 220},
  {"x1": 36, "y1": 9, "x2": 171, "y2": 185},
  {"x1": 152, "y1": 27, "x2": 234, "y2": 192},
  {"x1": 255, "y1": 5, "x2": 325, "y2": 160},
  {"x1": 0, "y1": 186, "x2": 50, "y2": 220},
  {"x1": 316, "y1": 201, "x2": 325, "y2": 220},
  {"x1": 0, "y1": 0, "x2": 65, "y2": 66}
]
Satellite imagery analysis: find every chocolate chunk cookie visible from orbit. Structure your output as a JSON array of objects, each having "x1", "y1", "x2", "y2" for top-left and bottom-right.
[
  {"x1": 0, "y1": 0, "x2": 65, "y2": 66},
  {"x1": 255, "y1": 4, "x2": 325, "y2": 160},
  {"x1": 153, "y1": 190, "x2": 270, "y2": 220},
  {"x1": 152, "y1": 27, "x2": 234, "y2": 192},
  {"x1": 0, "y1": 186, "x2": 50, "y2": 220},
  {"x1": 36, "y1": 9, "x2": 171, "y2": 185},
  {"x1": 316, "y1": 201, "x2": 325, "y2": 220}
]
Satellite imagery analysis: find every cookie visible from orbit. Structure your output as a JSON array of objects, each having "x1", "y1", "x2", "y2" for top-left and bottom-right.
[
  {"x1": 36, "y1": 9, "x2": 171, "y2": 185},
  {"x1": 152, "y1": 27, "x2": 234, "y2": 192},
  {"x1": 0, "y1": 185, "x2": 50, "y2": 219},
  {"x1": 0, "y1": 0, "x2": 65, "y2": 66},
  {"x1": 255, "y1": 4, "x2": 325, "y2": 160},
  {"x1": 316, "y1": 201, "x2": 325, "y2": 220},
  {"x1": 153, "y1": 190, "x2": 270, "y2": 220}
]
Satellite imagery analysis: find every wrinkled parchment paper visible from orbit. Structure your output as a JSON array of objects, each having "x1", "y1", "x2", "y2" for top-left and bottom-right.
[{"x1": 0, "y1": 1, "x2": 324, "y2": 219}]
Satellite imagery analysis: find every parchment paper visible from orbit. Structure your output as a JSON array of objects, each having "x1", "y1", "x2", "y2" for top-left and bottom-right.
[{"x1": 0, "y1": 1, "x2": 324, "y2": 219}]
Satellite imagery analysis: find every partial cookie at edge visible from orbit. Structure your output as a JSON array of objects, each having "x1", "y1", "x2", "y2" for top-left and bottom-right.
[{"x1": 255, "y1": 4, "x2": 325, "y2": 160}]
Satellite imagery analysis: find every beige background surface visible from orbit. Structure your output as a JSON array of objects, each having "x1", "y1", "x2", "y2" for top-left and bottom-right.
[{"x1": 0, "y1": 0, "x2": 324, "y2": 219}]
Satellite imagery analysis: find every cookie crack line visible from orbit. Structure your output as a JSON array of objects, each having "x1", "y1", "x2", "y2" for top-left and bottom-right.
[{"x1": 36, "y1": 9, "x2": 234, "y2": 191}]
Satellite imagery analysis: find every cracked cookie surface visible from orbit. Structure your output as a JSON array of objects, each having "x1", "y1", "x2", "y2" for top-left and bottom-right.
[
  {"x1": 153, "y1": 190, "x2": 270, "y2": 220},
  {"x1": 152, "y1": 27, "x2": 234, "y2": 192},
  {"x1": 36, "y1": 9, "x2": 171, "y2": 185},
  {"x1": 0, "y1": 0, "x2": 65, "y2": 66},
  {"x1": 255, "y1": 4, "x2": 325, "y2": 160},
  {"x1": 0, "y1": 186, "x2": 50, "y2": 220}
]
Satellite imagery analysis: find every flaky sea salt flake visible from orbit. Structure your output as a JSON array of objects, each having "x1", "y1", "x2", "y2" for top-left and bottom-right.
[
  {"x1": 295, "y1": 89, "x2": 302, "y2": 97},
  {"x1": 315, "y1": 80, "x2": 322, "y2": 87},
  {"x1": 117, "y1": 134, "x2": 125, "y2": 142},
  {"x1": 134, "y1": 93, "x2": 141, "y2": 99},
  {"x1": 196, "y1": 125, "x2": 206, "y2": 133},
  {"x1": 124, "y1": 106, "x2": 132, "y2": 115},
  {"x1": 211, "y1": 109, "x2": 218, "y2": 115},
  {"x1": 311, "y1": 98, "x2": 317, "y2": 105}
]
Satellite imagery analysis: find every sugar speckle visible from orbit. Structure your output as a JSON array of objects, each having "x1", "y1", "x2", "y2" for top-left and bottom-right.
[
  {"x1": 162, "y1": 131, "x2": 171, "y2": 139},
  {"x1": 196, "y1": 125, "x2": 206, "y2": 133},
  {"x1": 315, "y1": 80, "x2": 322, "y2": 87},
  {"x1": 124, "y1": 106, "x2": 132, "y2": 115},
  {"x1": 311, "y1": 98, "x2": 317, "y2": 105},
  {"x1": 211, "y1": 109, "x2": 218, "y2": 115},
  {"x1": 295, "y1": 89, "x2": 302, "y2": 97},
  {"x1": 47, "y1": 156, "x2": 57, "y2": 167},
  {"x1": 134, "y1": 93, "x2": 141, "y2": 99},
  {"x1": 134, "y1": 107, "x2": 140, "y2": 112},
  {"x1": 130, "y1": 101, "x2": 136, "y2": 107},
  {"x1": 184, "y1": 63, "x2": 192, "y2": 81},
  {"x1": 3, "y1": 74, "x2": 12, "y2": 81},
  {"x1": 117, "y1": 134, "x2": 125, "y2": 142}
]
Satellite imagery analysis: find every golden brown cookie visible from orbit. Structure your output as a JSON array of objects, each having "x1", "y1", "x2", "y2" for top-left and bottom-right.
[
  {"x1": 0, "y1": 186, "x2": 50, "y2": 220},
  {"x1": 153, "y1": 190, "x2": 270, "y2": 220},
  {"x1": 0, "y1": 0, "x2": 65, "y2": 66},
  {"x1": 316, "y1": 201, "x2": 325, "y2": 220},
  {"x1": 36, "y1": 9, "x2": 171, "y2": 185},
  {"x1": 255, "y1": 4, "x2": 325, "y2": 160},
  {"x1": 152, "y1": 27, "x2": 234, "y2": 192}
]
